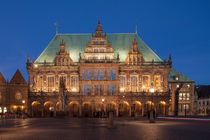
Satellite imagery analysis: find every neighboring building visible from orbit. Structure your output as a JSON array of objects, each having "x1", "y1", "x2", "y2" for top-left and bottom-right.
[
  {"x1": 194, "y1": 85, "x2": 210, "y2": 116},
  {"x1": 25, "y1": 21, "x2": 194, "y2": 117},
  {"x1": 0, "y1": 70, "x2": 28, "y2": 115}
]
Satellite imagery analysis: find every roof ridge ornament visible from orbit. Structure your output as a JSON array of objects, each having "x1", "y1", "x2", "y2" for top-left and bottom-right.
[{"x1": 54, "y1": 22, "x2": 58, "y2": 34}]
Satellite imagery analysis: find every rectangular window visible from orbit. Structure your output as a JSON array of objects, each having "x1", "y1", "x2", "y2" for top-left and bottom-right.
[
  {"x1": 82, "y1": 85, "x2": 91, "y2": 96},
  {"x1": 107, "y1": 70, "x2": 111, "y2": 80},
  {"x1": 48, "y1": 76, "x2": 55, "y2": 88},
  {"x1": 87, "y1": 70, "x2": 91, "y2": 80},
  {"x1": 142, "y1": 75, "x2": 150, "y2": 88},
  {"x1": 111, "y1": 70, "x2": 116, "y2": 80},
  {"x1": 112, "y1": 85, "x2": 116, "y2": 95},
  {"x1": 107, "y1": 85, "x2": 111, "y2": 96},
  {"x1": 95, "y1": 85, "x2": 99, "y2": 95},
  {"x1": 82, "y1": 70, "x2": 86, "y2": 80},
  {"x1": 100, "y1": 85, "x2": 104, "y2": 96},
  {"x1": 119, "y1": 76, "x2": 126, "y2": 87},
  {"x1": 94, "y1": 70, "x2": 99, "y2": 80},
  {"x1": 100, "y1": 70, "x2": 104, "y2": 80}
]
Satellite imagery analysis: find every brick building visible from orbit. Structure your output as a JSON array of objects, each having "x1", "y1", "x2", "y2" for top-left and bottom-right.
[
  {"x1": 0, "y1": 70, "x2": 28, "y2": 115},
  {"x1": 0, "y1": 21, "x2": 194, "y2": 117}
]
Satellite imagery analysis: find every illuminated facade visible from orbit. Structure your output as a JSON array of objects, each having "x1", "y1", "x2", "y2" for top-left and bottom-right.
[
  {"x1": 0, "y1": 70, "x2": 28, "y2": 115},
  {"x1": 26, "y1": 21, "x2": 194, "y2": 117}
]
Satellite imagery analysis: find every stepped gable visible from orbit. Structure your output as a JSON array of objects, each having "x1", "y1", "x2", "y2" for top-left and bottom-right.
[
  {"x1": 0, "y1": 72, "x2": 6, "y2": 84},
  {"x1": 10, "y1": 69, "x2": 27, "y2": 85}
]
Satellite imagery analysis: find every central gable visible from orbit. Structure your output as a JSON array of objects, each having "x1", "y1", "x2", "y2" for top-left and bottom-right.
[{"x1": 35, "y1": 33, "x2": 162, "y2": 63}]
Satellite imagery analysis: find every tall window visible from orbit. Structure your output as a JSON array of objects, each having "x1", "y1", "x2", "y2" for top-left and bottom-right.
[
  {"x1": 107, "y1": 70, "x2": 111, "y2": 80},
  {"x1": 82, "y1": 85, "x2": 91, "y2": 96},
  {"x1": 37, "y1": 75, "x2": 43, "y2": 90},
  {"x1": 112, "y1": 85, "x2": 116, "y2": 95},
  {"x1": 154, "y1": 75, "x2": 161, "y2": 88},
  {"x1": 87, "y1": 70, "x2": 91, "y2": 80},
  {"x1": 119, "y1": 76, "x2": 126, "y2": 87},
  {"x1": 82, "y1": 70, "x2": 86, "y2": 80},
  {"x1": 111, "y1": 70, "x2": 116, "y2": 80},
  {"x1": 131, "y1": 76, "x2": 137, "y2": 92},
  {"x1": 94, "y1": 85, "x2": 104, "y2": 96},
  {"x1": 99, "y1": 70, "x2": 104, "y2": 80},
  {"x1": 70, "y1": 75, "x2": 78, "y2": 89},
  {"x1": 48, "y1": 76, "x2": 55, "y2": 88},
  {"x1": 142, "y1": 75, "x2": 150, "y2": 88},
  {"x1": 94, "y1": 70, "x2": 99, "y2": 80},
  {"x1": 107, "y1": 85, "x2": 116, "y2": 96}
]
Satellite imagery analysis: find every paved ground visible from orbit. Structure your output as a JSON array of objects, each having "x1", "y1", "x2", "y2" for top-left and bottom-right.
[{"x1": 0, "y1": 117, "x2": 210, "y2": 140}]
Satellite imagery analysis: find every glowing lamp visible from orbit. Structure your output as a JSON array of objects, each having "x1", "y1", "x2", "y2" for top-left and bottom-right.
[
  {"x1": 72, "y1": 88, "x2": 77, "y2": 92},
  {"x1": 150, "y1": 88, "x2": 155, "y2": 93}
]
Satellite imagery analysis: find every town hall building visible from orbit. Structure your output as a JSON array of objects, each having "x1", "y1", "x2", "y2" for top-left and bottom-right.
[{"x1": 4, "y1": 21, "x2": 193, "y2": 117}]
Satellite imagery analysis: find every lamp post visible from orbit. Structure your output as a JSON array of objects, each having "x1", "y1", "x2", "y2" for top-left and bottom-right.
[
  {"x1": 149, "y1": 88, "x2": 155, "y2": 123},
  {"x1": 22, "y1": 100, "x2": 25, "y2": 119}
]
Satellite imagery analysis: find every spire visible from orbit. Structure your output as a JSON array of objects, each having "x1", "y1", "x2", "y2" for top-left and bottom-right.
[
  {"x1": 54, "y1": 22, "x2": 58, "y2": 34},
  {"x1": 132, "y1": 38, "x2": 138, "y2": 52},
  {"x1": 136, "y1": 23, "x2": 138, "y2": 34},
  {"x1": 95, "y1": 18, "x2": 103, "y2": 37},
  {"x1": 168, "y1": 53, "x2": 172, "y2": 65},
  {"x1": 60, "y1": 40, "x2": 66, "y2": 53}
]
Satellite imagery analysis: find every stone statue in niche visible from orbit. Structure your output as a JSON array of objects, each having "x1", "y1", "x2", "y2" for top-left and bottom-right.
[{"x1": 58, "y1": 77, "x2": 67, "y2": 113}]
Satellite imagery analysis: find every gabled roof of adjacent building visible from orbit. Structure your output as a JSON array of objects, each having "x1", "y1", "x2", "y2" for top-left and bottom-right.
[
  {"x1": 10, "y1": 69, "x2": 27, "y2": 85},
  {"x1": 35, "y1": 33, "x2": 162, "y2": 63},
  {"x1": 0, "y1": 72, "x2": 6, "y2": 84},
  {"x1": 195, "y1": 85, "x2": 210, "y2": 99},
  {"x1": 168, "y1": 68, "x2": 194, "y2": 83}
]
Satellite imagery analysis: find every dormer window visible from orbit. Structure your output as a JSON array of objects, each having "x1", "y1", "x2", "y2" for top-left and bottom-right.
[
  {"x1": 62, "y1": 58, "x2": 65, "y2": 62},
  {"x1": 58, "y1": 58, "x2": 60, "y2": 62},
  {"x1": 175, "y1": 76, "x2": 179, "y2": 81},
  {"x1": 138, "y1": 57, "x2": 140, "y2": 62}
]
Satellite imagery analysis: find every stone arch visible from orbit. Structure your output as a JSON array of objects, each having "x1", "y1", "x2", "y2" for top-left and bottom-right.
[
  {"x1": 157, "y1": 101, "x2": 167, "y2": 116},
  {"x1": 106, "y1": 101, "x2": 117, "y2": 117},
  {"x1": 145, "y1": 101, "x2": 155, "y2": 113},
  {"x1": 131, "y1": 101, "x2": 142, "y2": 117},
  {"x1": 82, "y1": 102, "x2": 92, "y2": 117},
  {"x1": 119, "y1": 101, "x2": 130, "y2": 117},
  {"x1": 43, "y1": 101, "x2": 54, "y2": 117},
  {"x1": 67, "y1": 101, "x2": 80, "y2": 117},
  {"x1": 93, "y1": 101, "x2": 105, "y2": 118},
  {"x1": 31, "y1": 101, "x2": 42, "y2": 117}
]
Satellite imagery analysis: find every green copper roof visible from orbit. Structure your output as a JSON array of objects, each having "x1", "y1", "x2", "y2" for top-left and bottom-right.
[
  {"x1": 168, "y1": 68, "x2": 194, "y2": 83},
  {"x1": 35, "y1": 33, "x2": 162, "y2": 63}
]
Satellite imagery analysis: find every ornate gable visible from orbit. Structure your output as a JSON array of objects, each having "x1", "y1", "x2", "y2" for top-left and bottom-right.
[
  {"x1": 10, "y1": 69, "x2": 27, "y2": 85},
  {"x1": 81, "y1": 20, "x2": 118, "y2": 62},
  {"x1": 125, "y1": 39, "x2": 144, "y2": 65},
  {"x1": 54, "y1": 40, "x2": 73, "y2": 66}
]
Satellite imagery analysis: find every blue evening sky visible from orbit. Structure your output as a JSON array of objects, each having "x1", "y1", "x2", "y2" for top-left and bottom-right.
[{"x1": 0, "y1": 0, "x2": 209, "y2": 85}]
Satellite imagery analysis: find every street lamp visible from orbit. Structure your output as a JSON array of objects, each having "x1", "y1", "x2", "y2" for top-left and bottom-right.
[
  {"x1": 149, "y1": 88, "x2": 155, "y2": 123},
  {"x1": 22, "y1": 100, "x2": 25, "y2": 119}
]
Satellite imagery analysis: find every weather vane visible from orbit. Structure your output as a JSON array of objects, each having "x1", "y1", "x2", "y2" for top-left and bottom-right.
[{"x1": 54, "y1": 22, "x2": 58, "y2": 34}]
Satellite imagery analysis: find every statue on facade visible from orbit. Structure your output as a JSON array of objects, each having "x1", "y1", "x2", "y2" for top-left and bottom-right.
[{"x1": 58, "y1": 77, "x2": 67, "y2": 114}]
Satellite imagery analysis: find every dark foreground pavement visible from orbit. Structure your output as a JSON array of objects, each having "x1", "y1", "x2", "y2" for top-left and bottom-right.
[{"x1": 0, "y1": 118, "x2": 210, "y2": 140}]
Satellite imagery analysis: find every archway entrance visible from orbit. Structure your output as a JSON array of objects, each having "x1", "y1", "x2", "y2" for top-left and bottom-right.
[
  {"x1": 31, "y1": 101, "x2": 42, "y2": 117},
  {"x1": 106, "y1": 102, "x2": 117, "y2": 117},
  {"x1": 44, "y1": 101, "x2": 54, "y2": 117},
  {"x1": 157, "y1": 101, "x2": 167, "y2": 116},
  {"x1": 67, "y1": 101, "x2": 80, "y2": 117},
  {"x1": 82, "y1": 102, "x2": 92, "y2": 117},
  {"x1": 131, "y1": 101, "x2": 142, "y2": 117},
  {"x1": 119, "y1": 101, "x2": 130, "y2": 117},
  {"x1": 93, "y1": 102, "x2": 104, "y2": 118},
  {"x1": 145, "y1": 101, "x2": 154, "y2": 115}
]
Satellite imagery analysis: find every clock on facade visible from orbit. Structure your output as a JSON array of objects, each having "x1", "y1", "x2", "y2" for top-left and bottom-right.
[{"x1": 15, "y1": 92, "x2": 22, "y2": 100}]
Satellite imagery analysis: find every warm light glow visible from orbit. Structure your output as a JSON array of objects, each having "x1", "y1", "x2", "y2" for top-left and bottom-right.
[
  {"x1": 3, "y1": 107, "x2": 7, "y2": 113},
  {"x1": 102, "y1": 99, "x2": 105, "y2": 102},
  {"x1": 150, "y1": 88, "x2": 155, "y2": 93},
  {"x1": 0, "y1": 107, "x2": 2, "y2": 113},
  {"x1": 120, "y1": 87, "x2": 125, "y2": 92},
  {"x1": 13, "y1": 105, "x2": 17, "y2": 109},
  {"x1": 34, "y1": 64, "x2": 38, "y2": 68},
  {"x1": 142, "y1": 85, "x2": 145, "y2": 89},
  {"x1": 72, "y1": 87, "x2": 77, "y2": 92},
  {"x1": 22, "y1": 100, "x2": 25, "y2": 104}
]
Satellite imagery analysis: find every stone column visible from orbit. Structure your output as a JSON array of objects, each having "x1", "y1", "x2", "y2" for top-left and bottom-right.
[
  {"x1": 142, "y1": 104, "x2": 144, "y2": 116},
  {"x1": 79, "y1": 104, "x2": 82, "y2": 117},
  {"x1": 116, "y1": 105, "x2": 119, "y2": 117}
]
